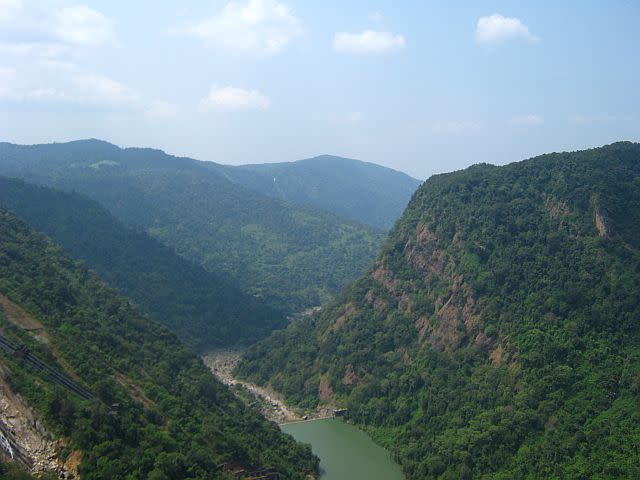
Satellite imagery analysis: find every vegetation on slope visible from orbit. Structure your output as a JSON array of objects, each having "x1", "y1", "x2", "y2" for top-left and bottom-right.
[
  {"x1": 0, "y1": 140, "x2": 385, "y2": 312},
  {"x1": 212, "y1": 155, "x2": 421, "y2": 230},
  {"x1": 0, "y1": 176, "x2": 285, "y2": 350},
  {"x1": 0, "y1": 462, "x2": 55, "y2": 480},
  {"x1": 0, "y1": 209, "x2": 318, "y2": 479},
  {"x1": 237, "y1": 142, "x2": 640, "y2": 479}
]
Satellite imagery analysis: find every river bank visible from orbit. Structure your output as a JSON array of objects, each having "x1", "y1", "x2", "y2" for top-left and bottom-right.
[
  {"x1": 203, "y1": 349, "x2": 333, "y2": 424},
  {"x1": 203, "y1": 350, "x2": 404, "y2": 479}
]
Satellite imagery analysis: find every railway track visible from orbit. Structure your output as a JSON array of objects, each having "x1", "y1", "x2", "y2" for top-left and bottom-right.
[{"x1": 0, "y1": 334, "x2": 93, "y2": 400}]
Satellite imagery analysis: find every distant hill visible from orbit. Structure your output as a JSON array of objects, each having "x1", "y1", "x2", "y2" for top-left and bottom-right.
[
  {"x1": 0, "y1": 140, "x2": 386, "y2": 312},
  {"x1": 0, "y1": 208, "x2": 318, "y2": 478},
  {"x1": 238, "y1": 142, "x2": 640, "y2": 479},
  {"x1": 0, "y1": 176, "x2": 286, "y2": 350},
  {"x1": 211, "y1": 155, "x2": 421, "y2": 230}
]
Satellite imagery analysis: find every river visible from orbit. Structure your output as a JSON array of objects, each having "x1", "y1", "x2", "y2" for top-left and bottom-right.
[{"x1": 281, "y1": 418, "x2": 404, "y2": 480}]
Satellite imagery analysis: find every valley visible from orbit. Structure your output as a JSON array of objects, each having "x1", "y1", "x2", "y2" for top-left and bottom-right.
[
  {"x1": 203, "y1": 349, "x2": 304, "y2": 424},
  {"x1": 2, "y1": 141, "x2": 639, "y2": 480},
  {"x1": 203, "y1": 349, "x2": 339, "y2": 425},
  {"x1": 0, "y1": 139, "x2": 421, "y2": 479},
  {"x1": 0, "y1": 140, "x2": 392, "y2": 314},
  {"x1": 204, "y1": 350, "x2": 404, "y2": 480},
  {"x1": 2, "y1": 3, "x2": 636, "y2": 478}
]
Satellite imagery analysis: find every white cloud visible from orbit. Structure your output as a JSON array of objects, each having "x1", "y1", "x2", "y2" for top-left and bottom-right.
[
  {"x1": 511, "y1": 114, "x2": 543, "y2": 126},
  {"x1": 53, "y1": 5, "x2": 114, "y2": 46},
  {"x1": 70, "y1": 71, "x2": 138, "y2": 104},
  {"x1": 1, "y1": 55, "x2": 177, "y2": 121},
  {"x1": 180, "y1": 0, "x2": 302, "y2": 55},
  {"x1": 0, "y1": 4, "x2": 141, "y2": 110},
  {"x1": 0, "y1": 3, "x2": 114, "y2": 59},
  {"x1": 333, "y1": 30, "x2": 405, "y2": 54},
  {"x1": 475, "y1": 14, "x2": 538, "y2": 44},
  {"x1": 0, "y1": 62, "x2": 138, "y2": 106},
  {"x1": 200, "y1": 85, "x2": 271, "y2": 112}
]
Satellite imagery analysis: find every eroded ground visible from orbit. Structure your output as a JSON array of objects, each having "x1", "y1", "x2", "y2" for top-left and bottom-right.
[{"x1": 203, "y1": 350, "x2": 333, "y2": 424}]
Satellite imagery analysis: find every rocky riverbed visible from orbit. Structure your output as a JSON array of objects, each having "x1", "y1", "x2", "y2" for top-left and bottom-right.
[{"x1": 203, "y1": 350, "x2": 333, "y2": 424}]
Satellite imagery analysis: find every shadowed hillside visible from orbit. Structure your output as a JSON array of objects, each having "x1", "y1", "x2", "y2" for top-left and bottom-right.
[
  {"x1": 0, "y1": 176, "x2": 286, "y2": 350},
  {"x1": 0, "y1": 140, "x2": 386, "y2": 312}
]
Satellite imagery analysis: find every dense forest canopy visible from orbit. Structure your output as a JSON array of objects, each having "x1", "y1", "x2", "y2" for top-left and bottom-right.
[
  {"x1": 210, "y1": 154, "x2": 421, "y2": 230},
  {"x1": 0, "y1": 140, "x2": 386, "y2": 312},
  {"x1": 0, "y1": 176, "x2": 285, "y2": 350},
  {"x1": 238, "y1": 142, "x2": 640, "y2": 479},
  {"x1": 0, "y1": 209, "x2": 318, "y2": 479}
]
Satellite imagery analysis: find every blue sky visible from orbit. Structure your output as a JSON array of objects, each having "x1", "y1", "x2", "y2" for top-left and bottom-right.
[{"x1": 1, "y1": 0, "x2": 638, "y2": 179}]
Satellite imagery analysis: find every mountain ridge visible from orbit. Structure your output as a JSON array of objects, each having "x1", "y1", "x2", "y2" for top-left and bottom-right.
[
  {"x1": 212, "y1": 152, "x2": 421, "y2": 230},
  {"x1": 237, "y1": 141, "x2": 640, "y2": 479},
  {"x1": 0, "y1": 139, "x2": 389, "y2": 312},
  {"x1": 0, "y1": 139, "x2": 420, "y2": 230}
]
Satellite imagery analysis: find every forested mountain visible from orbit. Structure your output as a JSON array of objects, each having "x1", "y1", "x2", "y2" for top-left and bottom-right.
[
  {"x1": 211, "y1": 155, "x2": 421, "y2": 230},
  {"x1": 0, "y1": 209, "x2": 318, "y2": 478},
  {"x1": 0, "y1": 176, "x2": 285, "y2": 350},
  {"x1": 237, "y1": 142, "x2": 640, "y2": 479},
  {"x1": 0, "y1": 140, "x2": 385, "y2": 312}
]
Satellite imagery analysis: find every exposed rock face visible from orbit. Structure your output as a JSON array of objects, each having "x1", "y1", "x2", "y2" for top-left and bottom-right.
[
  {"x1": 329, "y1": 302, "x2": 357, "y2": 333},
  {"x1": 318, "y1": 375, "x2": 334, "y2": 403},
  {"x1": 594, "y1": 208, "x2": 612, "y2": 238},
  {"x1": 489, "y1": 345, "x2": 505, "y2": 366},
  {"x1": 365, "y1": 290, "x2": 387, "y2": 311},
  {"x1": 544, "y1": 195, "x2": 570, "y2": 220},
  {"x1": 372, "y1": 222, "x2": 484, "y2": 354},
  {"x1": 0, "y1": 294, "x2": 50, "y2": 345},
  {"x1": 0, "y1": 363, "x2": 77, "y2": 478},
  {"x1": 342, "y1": 364, "x2": 361, "y2": 386}
]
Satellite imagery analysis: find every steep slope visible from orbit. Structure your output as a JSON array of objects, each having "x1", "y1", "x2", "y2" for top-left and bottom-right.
[
  {"x1": 0, "y1": 176, "x2": 285, "y2": 350},
  {"x1": 238, "y1": 142, "x2": 640, "y2": 479},
  {"x1": 0, "y1": 140, "x2": 385, "y2": 312},
  {"x1": 0, "y1": 209, "x2": 318, "y2": 479},
  {"x1": 212, "y1": 155, "x2": 421, "y2": 230}
]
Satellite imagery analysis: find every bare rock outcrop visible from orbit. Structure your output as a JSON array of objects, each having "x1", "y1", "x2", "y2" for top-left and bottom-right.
[
  {"x1": 0, "y1": 363, "x2": 77, "y2": 478},
  {"x1": 594, "y1": 207, "x2": 612, "y2": 238}
]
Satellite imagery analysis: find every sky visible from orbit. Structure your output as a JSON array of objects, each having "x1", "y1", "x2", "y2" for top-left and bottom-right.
[{"x1": 1, "y1": 0, "x2": 639, "y2": 179}]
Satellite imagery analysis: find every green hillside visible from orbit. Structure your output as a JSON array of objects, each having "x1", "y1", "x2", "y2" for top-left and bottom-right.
[
  {"x1": 0, "y1": 176, "x2": 285, "y2": 350},
  {"x1": 237, "y1": 142, "x2": 640, "y2": 479},
  {"x1": 0, "y1": 208, "x2": 318, "y2": 479},
  {"x1": 212, "y1": 155, "x2": 421, "y2": 230},
  {"x1": 0, "y1": 140, "x2": 385, "y2": 312}
]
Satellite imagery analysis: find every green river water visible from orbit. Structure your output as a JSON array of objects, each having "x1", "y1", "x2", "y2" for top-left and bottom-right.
[{"x1": 281, "y1": 418, "x2": 404, "y2": 480}]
